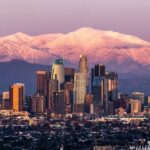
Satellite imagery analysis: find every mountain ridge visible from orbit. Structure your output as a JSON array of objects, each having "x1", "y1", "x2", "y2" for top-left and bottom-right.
[
  {"x1": 0, "y1": 27, "x2": 150, "y2": 74},
  {"x1": 0, "y1": 60, "x2": 150, "y2": 95}
]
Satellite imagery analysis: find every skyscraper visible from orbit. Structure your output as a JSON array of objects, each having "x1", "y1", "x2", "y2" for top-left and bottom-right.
[
  {"x1": 79, "y1": 55, "x2": 88, "y2": 75},
  {"x1": 130, "y1": 99, "x2": 142, "y2": 114},
  {"x1": 10, "y1": 83, "x2": 25, "y2": 112},
  {"x1": 36, "y1": 70, "x2": 47, "y2": 96},
  {"x1": 131, "y1": 92, "x2": 144, "y2": 104},
  {"x1": 91, "y1": 64, "x2": 106, "y2": 113},
  {"x1": 74, "y1": 73, "x2": 88, "y2": 104},
  {"x1": 94, "y1": 64, "x2": 105, "y2": 77},
  {"x1": 53, "y1": 91, "x2": 65, "y2": 115},
  {"x1": 52, "y1": 59, "x2": 65, "y2": 90},
  {"x1": 79, "y1": 55, "x2": 89, "y2": 89},
  {"x1": 93, "y1": 77, "x2": 108, "y2": 104},
  {"x1": 2, "y1": 91, "x2": 11, "y2": 110},
  {"x1": 91, "y1": 65, "x2": 118, "y2": 114},
  {"x1": 73, "y1": 55, "x2": 89, "y2": 113},
  {"x1": 106, "y1": 72, "x2": 118, "y2": 101},
  {"x1": 64, "y1": 82, "x2": 74, "y2": 113},
  {"x1": 31, "y1": 93, "x2": 46, "y2": 114},
  {"x1": 91, "y1": 64, "x2": 106, "y2": 94},
  {"x1": 65, "y1": 67, "x2": 75, "y2": 83},
  {"x1": 92, "y1": 76, "x2": 108, "y2": 113},
  {"x1": 84, "y1": 94, "x2": 93, "y2": 113},
  {"x1": 47, "y1": 78, "x2": 58, "y2": 112}
]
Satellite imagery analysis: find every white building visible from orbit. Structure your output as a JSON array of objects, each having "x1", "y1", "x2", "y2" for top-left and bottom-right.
[{"x1": 52, "y1": 59, "x2": 65, "y2": 90}]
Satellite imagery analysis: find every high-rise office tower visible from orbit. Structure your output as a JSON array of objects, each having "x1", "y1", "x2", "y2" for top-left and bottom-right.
[
  {"x1": 65, "y1": 67, "x2": 75, "y2": 83},
  {"x1": 94, "y1": 64, "x2": 105, "y2": 77},
  {"x1": 64, "y1": 82, "x2": 74, "y2": 91},
  {"x1": 2, "y1": 91, "x2": 11, "y2": 110},
  {"x1": 25, "y1": 96, "x2": 32, "y2": 112},
  {"x1": 52, "y1": 59, "x2": 65, "y2": 90},
  {"x1": 115, "y1": 93, "x2": 129, "y2": 110},
  {"x1": 84, "y1": 94, "x2": 93, "y2": 113},
  {"x1": 107, "y1": 101, "x2": 114, "y2": 115},
  {"x1": 92, "y1": 77, "x2": 105, "y2": 104},
  {"x1": 91, "y1": 64, "x2": 106, "y2": 94},
  {"x1": 47, "y1": 79, "x2": 58, "y2": 112},
  {"x1": 91, "y1": 65, "x2": 118, "y2": 114},
  {"x1": 92, "y1": 76, "x2": 108, "y2": 113},
  {"x1": 79, "y1": 55, "x2": 89, "y2": 89},
  {"x1": 36, "y1": 70, "x2": 47, "y2": 96},
  {"x1": 130, "y1": 99, "x2": 142, "y2": 114},
  {"x1": 106, "y1": 72, "x2": 118, "y2": 101},
  {"x1": 31, "y1": 93, "x2": 46, "y2": 114},
  {"x1": 10, "y1": 83, "x2": 25, "y2": 112},
  {"x1": 74, "y1": 73, "x2": 88, "y2": 104},
  {"x1": 31, "y1": 96, "x2": 37, "y2": 113},
  {"x1": 44, "y1": 72, "x2": 51, "y2": 97},
  {"x1": 91, "y1": 64, "x2": 106, "y2": 113},
  {"x1": 53, "y1": 91, "x2": 65, "y2": 115},
  {"x1": 73, "y1": 55, "x2": 89, "y2": 113},
  {"x1": 64, "y1": 82, "x2": 74, "y2": 113},
  {"x1": 74, "y1": 73, "x2": 88, "y2": 112},
  {"x1": 79, "y1": 55, "x2": 88, "y2": 75},
  {"x1": 131, "y1": 92, "x2": 144, "y2": 104}
]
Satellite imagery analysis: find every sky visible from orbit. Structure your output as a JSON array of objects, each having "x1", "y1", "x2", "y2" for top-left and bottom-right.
[{"x1": 0, "y1": 0, "x2": 150, "y2": 41}]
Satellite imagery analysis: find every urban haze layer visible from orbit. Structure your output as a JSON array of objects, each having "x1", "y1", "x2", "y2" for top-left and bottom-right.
[{"x1": 0, "y1": 55, "x2": 150, "y2": 150}]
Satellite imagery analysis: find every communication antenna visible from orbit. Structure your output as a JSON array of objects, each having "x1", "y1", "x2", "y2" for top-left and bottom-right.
[{"x1": 61, "y1": 47, "x2": 64, "y2": 64}]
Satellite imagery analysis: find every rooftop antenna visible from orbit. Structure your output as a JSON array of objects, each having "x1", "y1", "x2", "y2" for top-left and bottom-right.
[{"x1": 61, "y1": 46, "x2": 65, "y2": 65}]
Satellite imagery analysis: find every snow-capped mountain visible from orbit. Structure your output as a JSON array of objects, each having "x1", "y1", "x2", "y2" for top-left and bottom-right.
[{"x1": 0, "y1": 27, "x2": 150, "y2": 74}]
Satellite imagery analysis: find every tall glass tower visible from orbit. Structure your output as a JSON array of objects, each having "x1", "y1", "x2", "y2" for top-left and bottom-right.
[
  {"x1": 73, "y1": 55, "x2": 89, "y2": 113},
  {"x1": 79, "y1": 55, "x2": 88, "y2": 75},
  {"x1": 52, "y1": 59, "x2": 65, "y2": 90}
]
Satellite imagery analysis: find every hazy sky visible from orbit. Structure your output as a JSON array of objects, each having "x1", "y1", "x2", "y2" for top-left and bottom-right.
[{"x1": 0, "y1": 0, "x2": 150, "y2": 41}]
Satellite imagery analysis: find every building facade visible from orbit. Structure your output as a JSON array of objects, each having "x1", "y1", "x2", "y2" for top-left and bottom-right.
[
  {"x1": 31, "y1": 93, "x2": 46, "y2": 114},
  {"x1": 52, "y1": 59, "x2": 65, "y2": 90},
  {"x1": 73, "y1": 55, "x2": 89, "y2": 113},
  {"x1": 36, "y1": 70, "x2": 47, "y2": 96},
  {"x1": 10, "y1": 83, "x2": 25, "y2": 112},
  {"x1": 2, "y1": 91, "x2": 10, "y2": 110},
  {"x1": 91, "y1": 65, "x2": 118, "y2": 114}
]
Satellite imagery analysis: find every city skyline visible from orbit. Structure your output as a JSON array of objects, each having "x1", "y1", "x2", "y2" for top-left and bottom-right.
[
  {"x1": 0, "y1": 1, "x2": 150, "y2": 149},
  {"x1": 0, "y1": 0, "x2": 150, "y2": 41},
  {"x1": 0, "y1": 55, "x2": 149, "y2": 118},
  {"x1": 0, "y1": 55, "x2": 150, "y2": 149}
]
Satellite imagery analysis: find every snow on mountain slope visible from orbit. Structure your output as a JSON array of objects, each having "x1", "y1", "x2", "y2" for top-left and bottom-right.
[{"x1": 0, "y1": 27, "x2": 150, "y2": 73}]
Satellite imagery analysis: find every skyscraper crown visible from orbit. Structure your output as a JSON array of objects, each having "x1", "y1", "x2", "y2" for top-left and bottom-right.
[{"x1": 54, "y1": 59, "x2": 64, "y2": 65}]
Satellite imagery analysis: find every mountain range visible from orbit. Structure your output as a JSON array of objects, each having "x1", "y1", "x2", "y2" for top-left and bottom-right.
[
  {"x1": 0, "y1": 27, "x2": 150, "y2": 74},
  {"x1": 0, "y1": 60, "x2": 150, "y2": 96},
  {"x1": 0, "y1": 27, "x2": 150, "y2": 95}
]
